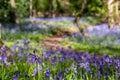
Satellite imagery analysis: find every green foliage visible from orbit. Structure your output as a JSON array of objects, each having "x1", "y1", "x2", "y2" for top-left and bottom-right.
[
  {"x1": 32, "y1": 0, "x2": 50, "y2": 12},
  {"x1": 0, "y1": 0, "x2": 109, "y2": 23},
  {"x1": 69, "y1": 0, "x2": 84, "y2": 15},
  {"x1": 0, "y1": 0, "x2": 30, "y2": 23},
  {"x1": 16, "y1": 0, "x2": 30, "y2": 18},
  {"x1": 0, "y1": 0, "x2": 11, "y2": 23},
  {"x1": 62, "y1": 37, "x2": 120, "y2": 56},
  {"x1": 86, "y1": 0, "x2": 107, "y2": 16}
]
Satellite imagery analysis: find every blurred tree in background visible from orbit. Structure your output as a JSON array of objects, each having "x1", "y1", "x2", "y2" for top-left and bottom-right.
[
  {"x1": 0, "y1": 0, "x2": 119, "y2": 26},
  {"x1": 107, "y1": 0, "x2": 120, "y2": 28},
  {"x1": 0, "y1": 0, "x2": 11, "y2": 23}
]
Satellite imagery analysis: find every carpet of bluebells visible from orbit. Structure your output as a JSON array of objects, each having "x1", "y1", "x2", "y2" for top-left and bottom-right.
[
  {"x1": 1, "y1": 39, "x2": 120, "y2": 80},
  {"x1": 1, "y1": 17, "x2": 120, "y2": 80},
  {"x1": 71, "y1": 23, "x2": 120, "y2": 46}
]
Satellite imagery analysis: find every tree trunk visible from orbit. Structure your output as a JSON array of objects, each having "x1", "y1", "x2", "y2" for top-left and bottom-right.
[
  {"x1": 107, "y1": 0, "x2": 115, "y2": 28},
  {"x1": 107, "y1": 0, "x2": 120, "y2": 28},
  {"x1": 0, "y1": 23, "x2": 3, "y2": 47},
  {"x1": 74, "y1": 16, "x2": 83, "y2": 33},
  {"x1": 0, "y1": 23, "x2": 1, "y2": 39},
  {"x1": 30, "y1": 0, "x2": 33, "y2": 18},
  {"x1": 74, "y1": 0, "x2": 89, "y2": 38},
  {"x1": 49, "y1": 0, "x2": 55, "y2": 17},
  {"x1": 10, "y1": 0, "x2": 19, "y2": 24},
  {"x1": 0, "y1": 39, "x2": 3, "y2": 48},
  {"x1": 114, "y1": 1, "x2": 120, "y2": 26}
]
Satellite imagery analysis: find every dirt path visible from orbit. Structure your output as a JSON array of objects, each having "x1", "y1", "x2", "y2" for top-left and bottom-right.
[
  {"x1": 42, "y1": 36, "x2": 64, "y2": 50},
  {"x1": 42, "y1": 29, "x2": 78, "y2": 50}
]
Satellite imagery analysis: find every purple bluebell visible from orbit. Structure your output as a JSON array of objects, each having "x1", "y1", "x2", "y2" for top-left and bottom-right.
[
  {"x1": 57, "y1": 71, "x2": 64, "y2": 80},
  {"x1": 65, "y1": 68, "x2": 70, "y2": 73},
  {"x1": 0, "y1": 55, "x2": 10, "y2": 66},
  {"x1": 33, "y1": 68, "x2": 38, "y2": 76},
  {"x1": 43, "y1": 50, "x2": 52, "y2": 58},
  {"x1": 37, "y1": 57, "x2": 42, "y2": 64},
  {"x1": 13, "y1": 71, "x2": 20, "y2": 80},
  {"x1": 51, "y1": 57, "x2": 56, "y2": 65},
  {"x1": 97, "y1": 71, "x2": 101, "y2": 79},
  {"x1": 105, "y1": 73, "x2": 109, "y2": 80},
  {"x1": 18, "y1": 46, "x2": 24, "y2": 53},
  {"x1": 13, "y1": 75, "x2": 18, "y2": 80},
  {"x1": 44, "y1": 68, "x2": 50, "y2": 79},
  {"x1": 22, "y1": 39, "x2": 30, "y2": 48},
  {"x1": 99, "y1": 65, "x2": 104, "y2": 74},
  {"x1": 58, "y1": 57, "x2": 65, "y2": 62},
  {"x1": 54, "y1": 75, "x2": 57, "y2": 80},
  {"x1": 72, "y1": 64, "x2": 77, "y2": 73},
  {"x1": 1, "y1": 45, "x2": 6, "y2": 56},
  {"x1": 18, "y1": 52, "x2": 22, "y2": 57},
  {"x1": 30, "y1": 55, "x2": 37, "y2": 63}
]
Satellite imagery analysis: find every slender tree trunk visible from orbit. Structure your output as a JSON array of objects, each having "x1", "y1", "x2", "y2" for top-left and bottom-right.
[
  {"x1": 74, "y1": 0, "x2": 89, "y2": 37},
  {"x1": 49, "y1": 0, "x2": 55, "y2": 17},
  {"x1": 0, "y1": 39, "x2": 3, "y2": 48},
  {"x1": 0, "y1": 23, "x2": 3, "y2": 48},
  {"x1": 56, "y1": 0, "x2": 62, "y2": 16},
  {"x1": 0, "y1": 23, "x2": 1, "y2": 39},
  {"x1": 30, "y1": 0, "x2": 33, "y2": 18},
  {"x1": 10, "y1": 0, "x2": 19, "y2": 24},
  {"x1": 0, "y1": 21, "x2": 3, "y2": 48}
]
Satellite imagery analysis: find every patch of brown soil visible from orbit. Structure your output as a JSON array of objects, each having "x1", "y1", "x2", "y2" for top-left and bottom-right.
[
  {"x1": 55, "y1": 28, "x2": 78, "y2": 37},
  {"x1": 42, "y1": 36, "x2": 63, "y2": 50},
  {"x1": 42, "y1": 28, "x2": 89, "y2": 50}
]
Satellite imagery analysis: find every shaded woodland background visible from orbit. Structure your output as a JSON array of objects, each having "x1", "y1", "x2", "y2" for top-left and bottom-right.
[{"x1": 0, "y1": 0, "x2": 120, "y2": 28}]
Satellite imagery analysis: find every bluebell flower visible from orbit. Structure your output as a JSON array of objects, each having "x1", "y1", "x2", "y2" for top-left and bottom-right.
[
  {"x1": 105, "y1": 73, "x2": 109, "y2": 80},
  {"x1": 22, "y1": 39, "x2": 30, "y2": 48},
  {"x1": 44, "y1": 50, "x2": 51, "y2": 58},
  {"x1": 72, "y1": 64, "x2": 77, "y2": 73},
  {"x1": 97, "y1": 71, "x2": 101, "y2": 79},
  {"x1": 44, "y1": 68, "x2": 50, "y2": 79},
  {"x1": 51, "y1": 57, "x2": 56, "y2": 65},
  {"x1": 1, "y1": 45, "x2": 6, "y2": 56},
  {"x1": 57, "y1": 71, "x2": 64, "y2": 80},
  {"x1": 99, "y1": 65, "x2": 104, "y2": 74},
  {"x1": 33, "y1": 68, "x2": 38, "y2": 76},
  {"x1": 18, "y1": 46, "x2": 24, "y2": 53},
  {"x1": 65, "y1": 68, "x2": 70, "y2": 73},
  {"x1": 13, "y1": 71, "x2": 20, "y2": 80},
  {"x1": 54, "y1": 75, "x2": 57, "y2": 80},
  {"x1": 37, "y1": 57, "x2": 42, "y2": 64},
  {"x1": 58, "y1": 57, "x2": 65, "y2": 62},
  {"x1": 13, "y1": 75, "x2": 18, "y2": 80},
  {"x1": 30, "y1": 55, "x2": 37, "y2": 63}
]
